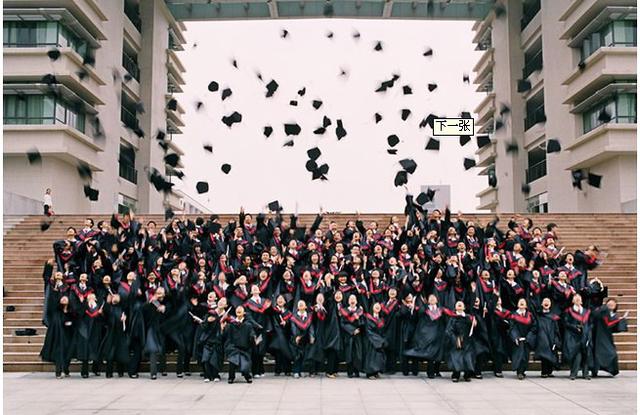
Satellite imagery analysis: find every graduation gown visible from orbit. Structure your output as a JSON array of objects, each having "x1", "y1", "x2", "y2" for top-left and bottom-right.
[
  {"x1": 591, "y1": 306, "x2": 628, "y2": 376},
  {"x1": 99, "y1": 303, "x2": 129, "y2": 364},
  {"x1": 508, "y1": 310, "x2": 537, "y2": 373},
  {"x1": 362, "y1": 313, "x2": 387, "y2": 374},
  {"x1": 534, "y1": 311, "x2": 561, "y2": 367},
  {"x1": 381, "y1": 298, "x2": 401, "y2": 356},
  {"x1": 40, "y1": 295, "x2": 75, "y2": 368},
  {"x1": 73, "y1": 302, "x2": 104, "y2": 361},
  {"x1": 142, "y1": 300, "x2": 170, "y2": 355},
  {"x1": 290, "y1": 311, "x2": 316, "y2": 365},
  {"x1": 562, "y1": 307, "x2": 592, "y2": 365},
  {"x1": 403, "y1": 306, "x2": 447, "y2": 361},
  {"x1": 198, "y1": 311, "x2": 226, "y2": 371},
  {"x1": 445, "y1": 313, "x2": 475, "y2": 372},
  {"x1": 339, "y1": 306, "x2": 364, "y2": 370},
  {"x1": 224, "y1": 318, "x2": 255, "y2": 373},
  {"x1": 267, "y1": 306, "x2": 294, "y2": 361}
]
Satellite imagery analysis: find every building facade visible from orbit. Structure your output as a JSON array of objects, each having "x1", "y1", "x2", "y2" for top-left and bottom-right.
[
  {"x1": 3, "y1": 0, "x2": 190, "y2": 214},
  {"x1": 473, "y1": 0, "x2": 636, "y2": 213}
]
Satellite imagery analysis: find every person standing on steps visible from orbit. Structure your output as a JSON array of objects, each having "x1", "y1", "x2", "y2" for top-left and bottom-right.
[{"x1": 43, "y1": 188, "x2": 54, "y2": 216}]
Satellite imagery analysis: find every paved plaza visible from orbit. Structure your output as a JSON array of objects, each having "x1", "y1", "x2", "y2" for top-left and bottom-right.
[{"x1": 3, "y1": 371, "x2": 636, "y2": 415}]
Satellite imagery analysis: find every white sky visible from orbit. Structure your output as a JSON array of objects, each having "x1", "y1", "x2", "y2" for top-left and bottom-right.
[{"x1": 173, "y1": 19, "x2": 486, "y2": 213}]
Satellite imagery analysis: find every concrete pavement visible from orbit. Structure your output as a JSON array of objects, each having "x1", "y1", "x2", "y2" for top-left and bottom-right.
[{"x1": 3, "y1": 371, "x2": 636, "y2": 415}]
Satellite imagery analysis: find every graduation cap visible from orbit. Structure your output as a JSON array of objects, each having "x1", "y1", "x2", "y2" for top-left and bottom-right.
[
  {"x1": 148, "y1": 168, "x2": 174, "y2": 193},
  {"x1": 460, "y1": 111, "x2": 472, "y2": 119},
  {"x1": 572, "y1": 170, "x2": 585, "y2": 190},
  {"x1": 194, "y1": 100, "x2": 204, "y2": 111},
  {"x1": 83, "y1": 55, "x2": 95, "y2": 66},
  {"x1": 76, "y1": 162, "x2": 92, "y2": 181},
  {"x1": 387, "y1": 149, "x2": 398, "y2": 155},
  {"x1": 427, "y1": 83, "x2": 438, "y2": 92},
  {"x1": 353, "y1": 30, "x2": 361, "y2": 39},
  {"x1": 578, "y1": 60, "x2": 586, "y2": 71},
  {"x1": 165, "y1": 207, "x2": 175, "y2": 221},
  {"x1": 463, "y1": 157, "x2": 476, "y2": 170},
  {"x1": 425, "y1": 137, "x2": 440, "y2": 151},
  {"x1": 281, "y1": 29, "x2": 289, "y2": 38},
  {"x1": 268, "y1": 200, "x2": 282, "y2": 212},
  {"x1": 209, "y1": 222, "x2": 222, "y2": 234},
  {"x1": 83, "y1": 185, "x2": 99, "y2": 201},
  {"x1": 221, "y1": 164, "x2": 232, "y2": 174},
  {"x1": 156, "y1": 130, "x2": 166, "y2": 141},
  {"x1": 463, "y1": 73, "x2": 470, "y2": 84},
  {"x1": 399, "y1": 158, "x2": 417, "y2": 174},
  {"x1": 588, "y1": 173, "x2": 602, "y2": 189},
  {"x1": 417, "y1": 188, "x2": 436, "y2": 205},
  {"x1": 517, "y1": 79, "x2": 532, "y2": 93},
  {"x1": 387, "y1": 134, "x2": 400, "y2": 147},
  {"x1": 172, "y1": 169, "x2": 185, "y2": 180},
  {"x1": 598, "y1": 108, "x2": 612, "y2": 123},
  {"x1": 263, "y1": 126, "x2": 273, "y2": 138},
  {"x1": 27, "y1": 149, "x2": 42, "y2": 165},
  {"x1": 495, "y1": 118, "x2": 504, "y2": 131},
  {"x1": 134, "y1": 102, "x2": 145, "y2": 114},
  {"x1": 164, "y1": 153, "x2": 180, "y2": 168},
  {"x1": 47, "y1": 48, "x2": 61, "y2": 61},
  {"x1": 76, "y1": 69, "x2": 88, "y2": 81},
  {"x1": 313, "y1": 127, "x2": 326, "y2": 135},
  {"x1": 196, "y1": 181, "x2": 209, "y2": 194},
  {"x1": 307, "y1": 147, "x2": 321, "y2": 161},
  {"x1": 231, "y1": 59, "x2": 238, "y2": 69},
  {"x1": 167, "y1": 98, "x2": 178, "y2": 111},
  {"x1": 283, "y1": 140, "x2": 294, "y2": 147},
  {"x1": 40, "y1": 220, "x2": 52, "y2": 232},
  {"x1": 374, "y1": 41, "x2": 383, "y2": 51},
  {"x1": 203, "y1": 144, "x2": 213, "y2": 153},
  {"x1": 322, "y1": 116, "x2": 332, "y2": 128},
  {"x1": 499, "y1": 103, "x2": 511, "y2": 116},
  {"x1": 326, "y1": 31, "x2": 334, "y2": 39},
  {"x1": 284, "y1": 123, "x2": 301, "y2": 136},
  {"x1": 339, "y1": 68, "x2": 348, "y2": 77},
  {"x1": 460, "y1": 136, "x2": 471, "y2": 146},
  {"x1": 521, "y1": 183, "x2": 531, "y2": 195},
  {"x1": 505, "y1": 140, "x2": 519, "y2": 155},
  {"x1": 488, "y1": 169, "x2": 497, "y2": 188},
  {"x1": 221, "y1": 88, "x2": 232, "y2": 101},
  {"x1": 335, "y1": 120, "x2": 347, "y2": 140},
  {"x1": 221, "y1": 111, "x2": 242, "y2": 127},
  {"x1": 476, "y1": 135, "x2": 491, "y2": 149},
  {"x1": 423, "y1": 47, "x2": 433, "y2": 57},
  {"x1": 403, "y1": 85, "x2": 413, "y2": 95},
  {"x1": 420, "y1": 113, "x2": 437, "y2": 129},
  {"x1": 312, "y1": 100, "x2": 323, "y2": 109},
  {"x1": 15, "y1": 328, "x2": 37, "y2": 336},
  {"x1": 547, "y1": 138, "x2": 561, "y2": 153},
  {"x1": 401, "y1": 109, "x2": 411, "y2": 121},
  {"x1": 374, "y1": 113, "x2": 382, "y2": 124},
  {"x1": 298, "y1": 87, "x2": 306, "y2": 96},
  {"x1": 394, "y1": 171, "x2": 408, "y2": 187},
  {"x1": 6, "y1": 305, "x2": 15, "y2": 312},
  {"x1": 265, "y1": 80, "x2": 279, "y2": 97},
  {"x1": 375, "y1": 74, "x2": 400, "y2": 92},
  {"x1": 290, "y1": 100, "x2": 298, "y2": 106},
  {"x1": 306, "y1": 159, "x2": 318, "y2": 172},
  {"x1": 208, "y1": 81, "x2": 219, "y2": 92},
  {"x1": 42, "y1": 74, "x2": 58, "y2": 85}
]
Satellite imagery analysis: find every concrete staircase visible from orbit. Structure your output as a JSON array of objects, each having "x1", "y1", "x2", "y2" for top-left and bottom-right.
[
  {"x1": 3, "y1": 215, "x2": 24, "y2": 236},
  {"x1": 3, "y1": 213, "x2": 637, "y2": 372}
]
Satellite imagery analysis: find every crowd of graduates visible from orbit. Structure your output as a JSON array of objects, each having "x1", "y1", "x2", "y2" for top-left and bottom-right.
[{"x1": 40, "y1": 206, "x2": 628, "y2": 383}]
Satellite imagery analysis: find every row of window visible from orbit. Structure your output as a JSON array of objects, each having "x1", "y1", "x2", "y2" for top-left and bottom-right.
[
  {"x1": 3, "y1": 21, "x2": 89, "y2": 59},
  {"x1": 583, "y1": 93, "x2": 637, "y2": 133},
  {"x1": 581, "y1": 20, "x2": 637, "y2": 61},
  {"x1": 3, "y1": 94, "x2": 85, "y2": 132}
]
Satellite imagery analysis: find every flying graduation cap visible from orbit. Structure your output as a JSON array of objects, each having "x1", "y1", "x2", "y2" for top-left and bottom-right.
[
  {"x1": 588, "y1": 173, "x2": 602, "y2": 189},
  {"x1": 312, "y1": 100, "x2": 323, "y2": 109},
  {"x1": 83, "y1": 185, "x2": 99, "y2": 201},
  {"x1": 76, "y1": 162, "x2": 92, "y2": 181},
  {"x1": 284, "y1": 123, "x2": 301, "y2": 136},
  {"x1": 47, "y1": 48, "x2": 61, "y2": 61},
  {"x1": 164, "y1": 153, "x2": 180, "y2": 168},
  {"x1": 307, "y1": 147, "x2": 321, "y2": 161},
  {"x1": 221, "y1": 111, "x2": 242, "y2": 127},
  {"x1": 203, "y1": 144, "x2": 213, "y2": 153},
  {"x1": 401, "y1": 109, "x2": 411, "y2": 121},
  {"x1": 298, "y1": 87, "x2": 306, "y2": 96},
  {"x1": 394, "y1": 171, "x2": 408, "y2": 187},
  {"x1": 26, "y1": 148, "x2": 42, "y2": 165},
  {"x1": 417, "y1": 188, "x2": 436, "y2": 205},
  {"x1": 462, "y1": 73, "x2": 470, "y2": 84},
  {"x1": 476, "y1": 135, "x2": 491, "y2": 149},
  {"x1": 263, "y1": 126, "x2": 273, "y2": 138},
  {"x1": 268, "y1": 200, "x2": 283, "y2": 212},
  {"x1": 374, "y1": 113, "x2": 382, "y2": 123},
  {"x1": 322, "y1": 116, "x2": 332, "y2": 128},
  {"x1": 283, "y1": 140, "x2": 294, "y2": 147},
  {"x1": 167, "y1": 98, "x2": 178, "y2": 111},
  {"x1": 208, "y1": 81, "x2": 219, "y2": 92},
  {"x1": 196, "y1": 181, "x2": 209, "y2": 194},
  {"x1": 387, "y1": 134, "x2": 400, "y2": 147},
  {"x1": 221, "y1": 88, "x2": 232, "y2": 101},
  {"x1": 425, "y1": 137, "x2": 440, "y2": 151},
  {"x1": 460, "y1": 136, "x2": 471, "y2": 146},
  {"x1": 517, "y1": 79, "x2": 532, "y2": 92},
  {"x1": 546, "y1": 138, "x2": 561, "y2": 153},
  {"x1": 463, "y1": 157, "x2": 476, "y2": 170},
  {"x1": 521, "y1": 183, "x2": 531, "y2": 195},
  {"x1": 427, "y1": 83, "x2": 438, "y2": 92},
  {"x1": 374, "y1": 41, "x2": 383, "y2": 51},
  {"x1": 423, "y1": 47, "x2": 433, "y2": 57},
  {"x1": 403, "y1": 85, "x2": 413, "y2": 95},
  {"x1": 335, "y1": 120, "x2": 347, "y2": 140},
  {"x1": 265, "y1": 80, "x2": 279, "y2": 97},
  {"x1": 399, "y1": 158, "x2": 417, "y2": 174},
  {"x1": 572, "y1": 170, "x2": 585, "y2": 190},
  {"x1": 221, "y1": 164, "x2": 232, "y2": 174}
]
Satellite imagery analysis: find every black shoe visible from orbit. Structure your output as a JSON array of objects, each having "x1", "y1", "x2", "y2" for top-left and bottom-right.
[
  {"x1": 435, "y1": 372, "x2": 442, "y2": 377},
  {"x1": 402, "y1": 372, "x2": 409, "y2": 376},
  {"x1": 347, "y1": 373, "x2": 354, "y2": 378},
  {"x1": 151, "y1": 375, "x2": 157, "y2": 380},
  {"x1": 81, "y1": 374, "x2": 88, "y2": 379},
  {"x1": 452, "y1": 378, "x2": 459, "y2": 383},
  {"x1": 547, "y1": 374, "x2": 555, "y2": 378},
  {"x1": 541, "y1": 374, "x2": 548, "y2": 378},
  {"x1": 517, "y1": 374, "x2": 524, "y2": 380},
  {"x1": 464, "y1": 377, "x2": 471, "y2": 382},
  {"x1": 570, "y1": 376, "x2": 576, "y2": 380},
  {"x1": 354, "y1": 373, "x2": 360, "y2": 378},
  {"x1": 583, "y1": 375, "x2": 591, "y2": 380},
  {"x1": 93, "y1": 372, "x2": 101, "y2": 377},
  {"x1": 129, "y1": 374, "x2": 139, "y2": 379},
  {"x1": 474, "y1": 374, "x2": 483, "y2": 379},
  {"x1": 161, "y1": 372, "x2": 168, "y2": 377},
  {"x1": 411, "y1": 372, "x2": 418, "y2": 376},
  {"x1": 185, "y1": 372, "x2": 192, "y2": 377},
  {"x1": 118, "y1": 373, "x2": 124, "y2": 378},
  {"x1": 494, "y1": 372, "x2": 503, "y2": 378},
  {"x1": 228, "y1": 378, "x2": 235, "y2": 384},
  {"x1": 177, "y1": 373, "x2": 184, "y2": 378},
  {"x1": 106, "y1": 374, "x2": 113, "y2": 379},
  {"x1": 427, "y1": 374, "x2": 435, "y2": 379},
  {"x1": 245, "y1": 376, "x2": 253, "y2": 384}
]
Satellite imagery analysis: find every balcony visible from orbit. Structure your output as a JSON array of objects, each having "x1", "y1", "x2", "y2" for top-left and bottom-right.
[
  {"x1": 474, "y1": 92, "x2": 495, "y2": 126},
  {"x1": 523, "y1": 49, "x2": 543, "y2": 79},
  {"x1": 476, "y1": 186, "x2": 498, "y2": 211},
  {"x1": 122, "y1": 52, "x2": 140, "y2": 82},
  {"x1": 526, "y1": 160, "x2": 547, "y2": 183},
  {"x1": 120, "y1": 106, "x2": 139, "y2": 130},
  {"x1": 167, "y1": 49, "x2": 186, "y2": 80},
  {"x1": 3, "y1": 48, "x2": 105, "y2": 106},
  {"x1": 521, "y1": 0, "x2": 541, "y2": 31},
  {"x1": 560, "y1": 1, "x2": 635, "y2": 41},
  {"x1": 473, "y1": 48, "x2": 494, "y2": 80},
  {"x1": 166, "y1": 106, "x2": 185, "y2": 128},
  {"x1": 119, "y1": 163, "x2": 138, "y2": 184},
  {"x1": 525, "y1": 103, "x2": 546, "y2": 131},
  {"x1": 476, "y1": 140, "x2": 496, "y2": 168},
  {"x1": 565, "y1": 123, "x2": 636, "y2": 170},
  {"x1": 124, "y1": 1, "x2": 142, "y2": 33},
  {"x1": 562, "y1": 47, "x2": 637, "y2": 105}
]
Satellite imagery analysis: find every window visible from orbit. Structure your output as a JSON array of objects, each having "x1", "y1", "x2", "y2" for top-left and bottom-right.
[
  {"x1": 521, "y1": 0, "x2": 541, "y2": 30},
  {"x1": 3, "y1": 21, "x2": 89, "y2": 59},
  {"x1": 120, "y1": 93, "x2": 139, "y2": 130},
  {"x1": 582, "y1": 93, "x2": 637, "y2": 133},
  {"x1": 124, "y1": 0, "x2": 142, "y2": 33},
  {"x1": 3, "y1": 94, "x2": 84, "y2": 131},
  {"x1": 527, "y1": 192, "x2": 548, "y2": 213},
  {"x1": 122, "y1": 51, "x2": 140, "y2": 82},
  {"x1": 118, "y1": 194, "x2": 137, "y2": 215},
  {"x1": 523, "y1": 47, "x2": 543, "y2": 79},
  {"x1": 119, "y1": 143, "x2": 137, "y2": 184},
  {"x1": 526, "y1": 144, "x2": 547, "y2": 183},
  {"x1": 581, "y1": 20, "x2": 637, "y2": 60},
  {"x1": 525, "y1": 96, "x2": 546, "y2": 131}
]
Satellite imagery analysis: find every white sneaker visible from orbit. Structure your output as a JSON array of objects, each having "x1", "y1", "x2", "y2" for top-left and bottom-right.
[
  {"x1": 204, "y1": 378, "x2": 210, "y2": 383},
  {"x1": 293, "y1": 373, "x2": 300, "y2": 379},
  {"x1": 213, "y1": 378, "x2": 220, "y2": 383}
]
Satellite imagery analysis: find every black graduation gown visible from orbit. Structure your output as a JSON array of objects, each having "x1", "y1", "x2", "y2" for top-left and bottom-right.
[
  {"x1": 319, "y1": 300, "x2": 342, "y2": 355},
  {"x1": 591, "y1": 306, "x2": 628, "y2": 376},
  {"x1": 267, "y1": 307, "x2": 294, "y2": 361},
  {"x1": 290, "y1": 312, "x2": 316, "y2": 365},
  {"x1": 99, "y1": 303, "x2": 129, "y2": 364},
  {"x1": 143, "y1": 300, "x2": 170, "y2": 355},
  {"x1": 398, "y1": 304, "x2": 419, "y2": 358},
  {"x1": 73, "y1": 302, "x2": 104, "y2": 361},
  {"x1": 40, "y1": 296, "x2": 75, "y2": 367},
  {"x1": 489, "y1": 307, "x2": 511, "y2": 365},
  {"x1": 118, "y1": 281, "x2": 145, "y2": 348},
  {"x1": 562, "y1": 307, "x2": 593, "y2": 365},
  {"x1": 362, "y1": 313, "x2": 387, "y2": 374},
  {"x1": 470, "y1": 307, "x2": 492, "y2": 360},
  {"x1": 244, "y1": 297, "x2": 272, "y2": 356},
  {"x1": 224, "y1": 318, "x2": 255, "y2": 373},
  {"x1": 508, "y1": 311, "x2": 537, "y2": 373},
  {"x1": 534, "y1": 311, "x2": 561, "y2": 367},
  {"x1": 198, "y1": 311, "x2": 226, "y2": 371},
  {"x1": 339, "y1": 306, "x2": 364, "y2": 370},
  {"x1": 445, "y1": 313, "x2": 475, "y2": 372},
  {"x1": 404, "y1": 306, "x2": 447, "y2": 361},
  {"x1": 381, "y1": 299, "x2": 401, "y2": 355}
]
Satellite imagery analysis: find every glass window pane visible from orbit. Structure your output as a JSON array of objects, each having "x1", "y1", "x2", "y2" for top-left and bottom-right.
[
  {"x1": 42, "y1": 96, "x2": 55, "y2": 118},
  {"x1": 4, "y1": 96, "x2": 16, "y2": 118},
  {"x1": 55, "y1": 102, "x2": 66, "y2": 123},
  {"x1": 602, "y1": 23, "x2": 613, "y2": 46}
]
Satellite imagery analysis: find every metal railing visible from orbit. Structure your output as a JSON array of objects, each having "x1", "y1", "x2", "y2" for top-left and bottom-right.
[
  {"x1": 526, "y1": 160, "x2": 547, "y2": 183},
  {"x1": 122, "y1": 52, "x2": 140, "y2": 82},
  {"x1": 124, "y1": 3, "x2": 142, "y2": 32},
  {"x1": 521, "y1": 0, "x2": 541, "y2": 30},
  {"x1": 525, "y1": 103, "x2": 546, "y2": 130},
  {"x1": 120, "y1": 106, "x2": 139, "y2": 130},
  {"x1": 119, "y1": 162, "x2": 138, "y2": 184},
  {"x1": 523, "y1": 49, "x2": 543, "y2": 79}
]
